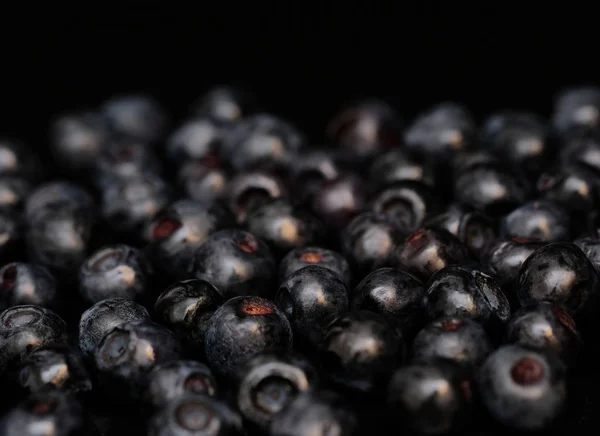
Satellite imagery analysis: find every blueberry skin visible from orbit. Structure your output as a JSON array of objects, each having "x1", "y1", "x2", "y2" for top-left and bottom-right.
[
  {"x1": 500, "y1": 199, "x2": 571, "y2": 243},
  {"x1": 505, "y1": 302, "x2": 582, "y2": 365},
  {"x1": 0, "y1": 391, "x2": 87, "y2": 436},
  {"x1": 93, "y1": 141, "x2": 162, "y2": 189},
  {"x1": 424, "y1": 204, "x2": 496, "y2": 259},
  {"x1": 275, "y1": 265, "x2": 349, "y2": 349},
  {"x1": 387, "y1": 362, "x2": 467, "y2": 435},
  {"x1": 0, "y1": 263, "x2": 57, "y2": 312},
  {"x1": 310, "y1": 175, "x2": 367, "y2": 230},
  {"x1": 368, "y1": 149, "x2": 434, "y2": 189},
  {"x1": 78, "y1": 298, "x2": 150, "y2": 357},
  {"x1": 165, "y1": 118, "x2": 227, "y2": 165},
  {"x1": 24, "y1": 181, "x2": 95, "y2": 224},
  {"x1": 574, "y1": 229, "x2": 600, "y2": 272},
  {"x1": 392, "y1": 228, "x2": 471, "y2": 283},
  {"x1": 0, "y1": 305, "x2": 68, "y2": 373},
  {"x1": 278, "y1": 246, "x2": 351, "y2": 287},
  {"x1": 268, "y1": 390, "x2": 358, "y2": 436},
  {"x1": 411, "y1": 317, "x2": 492, "y2": 371},
  {"x1": 18, "y1": 344, "x2": 92, "y2": 396},
  {"x1": 234, "y1": 351, "x2": 318, "y2": 429},
  {"x1": 0, "y1": 139, "x2": 42, "y2": 182},
  {"x1": 537, "y1": 164, "x2": 600, "y2": 216},
  {"x1": 204, "y1": 296, "x2": 293, "y2": 378},
  {"x1": 154, "y1": 279, "x2": 223, "y2": 355},
  {"x1": 340, "y1": 212, "x2": 406, "y2": 279},
  {"x1": 320, "y1": 310, "x2": 406, "y2": 394},
  {"x1": 148, "y1": 393, "x2": 243, "y2": 436},
  {"x1": 177, "y1": 159, "x2": 230, "y2": 205},
  {"x1": 93, "y1": 320, "x2": 181, "y2": 402},
  {"x1": 423, "y1": 265, "x2": 511, "y2": 332},
  {"x1": 0, "y1": 176, "x2": 30, "y2": 210},
  {"x1": 144, "y1": 360, "x2": 218, "y2": 410},
  {"x1": 188, "y1": 229, "x2": 276, "y2": 299},
  {"x1": 351, "y1": 267, "x2": 425, "y2": 335},
  {"x1": 517, "y1": 242, "x2": 600, "y2": 321},
  {"x1": 288, "y1": 149, "x2": 340, "y2": 205},
  {"x1": 192, "y1": 85, "x2": 253, "y2": 122},
  {"x1": 78, "y1": 245, "x2": 152, "y2": 304},
  {"x1": 476, "y1": 345, "x2": 567, "y2": 431},
  {"x1": 551, "y1": 86, "x2": 600, "y2": 136},
  {"x1": 245, "y1": 199, "x2": 326, "y2": 259}
]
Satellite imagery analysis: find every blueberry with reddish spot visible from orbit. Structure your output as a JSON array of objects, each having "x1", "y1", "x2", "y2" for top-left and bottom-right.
[
  {"x1": 278, "y1": 246, "x2": 351, "y2": 287},
  {"x1": 341, "y1": 212, "x2": 406, "y2": 278},
  {"x1": 351, "y1": 267, "x2": 425, "y2": 336},
  {"x1": 500, "y1": 199, "x2": 571, "y2": 242},
  {"x1": 320, "y1": 311, "x2": 405, "y2": 395},
  {"x1": 148, "y1": 393, "x2": 243, "y2": 436},
  {"x1": 188, "y1": 229, "x2": 276, "y2": 299},
  {"x1": 0, "y1": 263, "x2": 57, "y2": 312},
  {"x1": 145, "y1": 360, "x2": 218, "y2": 410},
  {"x1": 391, "y1": 228, "x2": 471, "y2": 282},
  {"x1": 411, "y1": 317, "x2": 492, "y2": 371},
  {"x1": 234, "y1": 351, "x2": 318, "y2": 429},
  {"x1": 517, "y1": 242, "x2": 600, "y2": 321},
  {"x1": 275, "y1": 265, "x2": 348, "y2": 350},
  {"x1": 245, "y1": 199, "x2": 326, "y2": 258},
  {"x1": 93, "y1": 320, "x2": 181, "y2": 403},
  {"x1": 78, "y1": 298, "x2": 150, "y2": 357},
  {"x1": 476, "y1": 345, "x2": 567, "y2": 431},
  {"x1": 204, "y1": 296, "x2": 292, "y2": 378},
  {"x1": 310, "y1": 175, "x2": 366, "y2": 230},
  {"x1": 0, "y1": 305, "x2": 68, "y2": 373},
  {"x1": 269, "y1": 390, "x2": 357, "y2": 436},
  {"x1": 78, "y1": 245, "x2": 152, "y2": 304},
  {"x1": 225, "y1": 171, "x2": 287, "y2": 224},
  {"x1": 154, "y1": 279, "x2": 223, "y2": 356},
  {"x1": 505, "y1": 302, "x2": 582, "y2": 365},
  {"x1": 145, "y1": 200, "x2": 235, "y2": 280},
  {"x1": 423, "y1": 265, "x2": 511, "y2": 332}
]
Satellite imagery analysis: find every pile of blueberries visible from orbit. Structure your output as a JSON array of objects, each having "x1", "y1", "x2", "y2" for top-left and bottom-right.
[{"x1": 1, "y1": 86, "x2": 600, "y2": 436}]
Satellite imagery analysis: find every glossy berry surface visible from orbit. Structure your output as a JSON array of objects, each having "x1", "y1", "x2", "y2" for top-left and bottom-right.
[
  {"x1": 204, "y1": 296, "x2": 292, "y2": 378},
  {"x1": 278, "y1": 246, "x2": 352, "y2": 287},
  {"x1": 0, "y1": 263, "x2": 57, "y2": 311},
  {"x1": 500, "y1": 199, "x2": 571, "y2": 242}
]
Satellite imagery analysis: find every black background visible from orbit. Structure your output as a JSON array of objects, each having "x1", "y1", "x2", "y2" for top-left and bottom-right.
[{"x1": 3, "y1": 4, "x2": 600, "y2": 145}]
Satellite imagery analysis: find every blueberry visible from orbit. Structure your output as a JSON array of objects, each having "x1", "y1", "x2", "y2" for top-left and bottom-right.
[
  {"x1": 391, "y1": 228, "x2": 471, "y2": 282},
  {"x1": 24, "y1": 181, "x2": 95, "y2": 224},
  {"x1": 101, "y1": 93, "x2": 168, "y2": 144},
  {"x1": 148, "y1": 393, "x2": 243, "y2": 436},
  {"x1": 505, "y1": 302, "x2": 582, "y2": 364},
  {"x1": 144, "y1": 360, "x2": 217, "y2": 410},
  {"x1": 551, "y1": 86, "x2": 600, "y2": 137},
  {"x1": 424, "y1": 204, "x2": 496, "y2": 259},
  {"x1": 101, "y1": 173, "x2": 170, "y2": 235},
  {"x1": 154, "y1": 279, "x2": 223, "y2": 356},
  {"x1": 187, "y1": 229, "x2": 276, "y2": 299},
  {"x1": 476, "y1": 345, "x2": 567, "y2": 431},
  {"x1": 0, "y1": 263, "x2": 57, "y2": 311},
  {"x1": 17, "y1": 344, "x2": 91, "y2": 396},
  {"x1": 224, "y1": 114, "x2": 304, "y2": 173},
  {"x1": 268, "y1": 390, "x2": 357, "y2": 436},
  {"x1": 404, "y1": 102, "x2": 475, "y2": 159},
  {"x1": 326, "y1": 99, "x2": 402, "y2": 161},
  {"x1": 145, "y1": 200, "x2": 235, "y2": 280},
  {"x1": 351, "y1": 267, "x2": 425, "y2": 335},
  {"x1": 559, "y1": 129, "x2": 600, "y2": 173},
  {"x1": 93, "y1": 320, "x2": 181, "y2": 402},
  {"x1": 423, "y1": 265, "x2": 511, "y2": 332},
  {"x1": 0, "y1": 177, "x2": 30, "y2": 210},
  {"x1": 500, "y1": 199, "x2": 571, "y2": 242},
  {"x1": 288, "y1": 149, "x2": 340, "y2": 206},
  {"x1": 225, "y1": 171, "x2": 287, "y2": 224},
  {"x1": 370, "y1": 181, "x2": 437, "y2": 233},
  {"x1": 368, "y1": 149, "x2": 434, "y2": 189},
  {"x1": 49, "y1": 111, "x2": 108, "y2": 173},
  {"x1": 78, "y1": 298, "x2": 150, "y2": 357},
  {"x1": 411, "y1": 317, "x2": 492, "y2": 370},
  {"x1": 517, "y1": 242, "x2": 600, "y2": 321},
  {"x1": 0, "y1": 305, "x2": 68, "y2": 373},
  {"x1": 234, "y1": 351, "x2": 318, "y2": 429},
  {"x1": 178, "y1": 159, "x2": 230, "y2": 204},
  {"x1": 320, "y1": 310, "x2": 405, "y2": 394},
  {"x1": 204, "y1": 296, "x2": 292, "y2": 378},
  {"x1": 0, "y1": 391, "x2": 86, "y2": 436},
  {"x1": 192, "y1": 85, "x2": 253, "y2": 122},
  {"x1": 275, "y1": 265, "x2": 348, "y2": 349},
  {"x1": 0, "y1": 139, "x2": 42, "y2": 181},
  {"x1": 245, "y1": 199, "x2": 326, "y2": 258},
  {"x1": 278, "y1": 246, "x2": 351, "y2": 287},
  {"x1": 310, "y1": 175, "x2": 367, "y2": 230},
  {"x1": 387, "y1": 361, "x2": 467, "y2": 435},
  {"x1": 340, "y1": 212, "x2": 405, "y2": 278},
  {"x1": 574, "y1": 229, "x2": 600, "y2": 271},
  {"x1": 166, "y1": 118, "x2": 227, "y2": 165}
]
